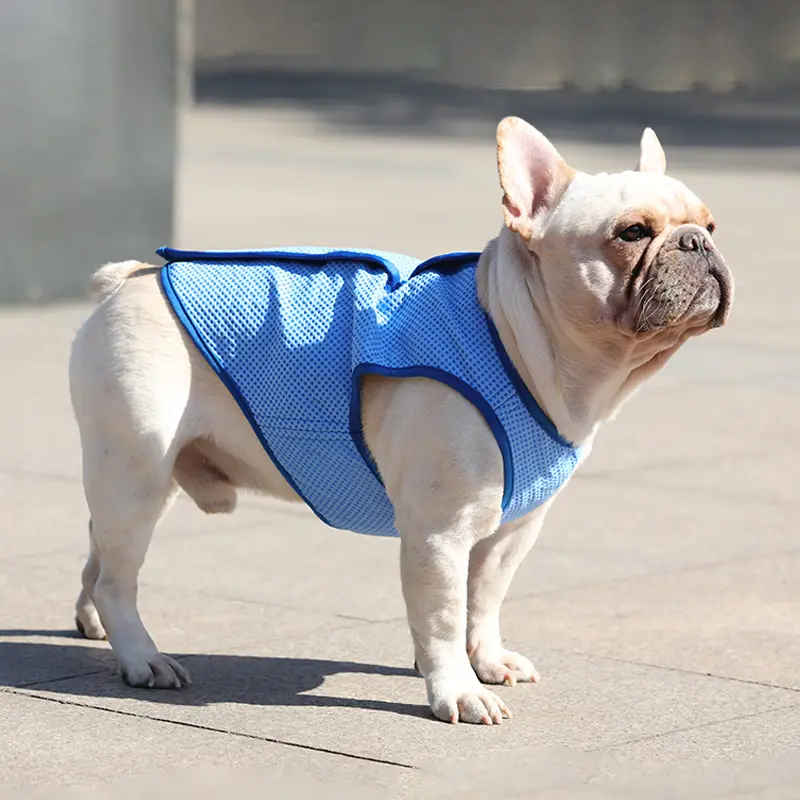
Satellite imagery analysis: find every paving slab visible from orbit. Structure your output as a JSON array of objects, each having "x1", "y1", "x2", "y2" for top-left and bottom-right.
[
  {"x1": 0, "y1": 690, "x2": 405, "y2": 794},
  {"x1": 61, "y1": 466, "x2": 793, "y2": 627},
  {"x1": 513, "y1": 480, "x2": 796, "y2": 603},
  {"x1": 620, "y1": 445, "x2": 797, "y2": 509},
  {"x1": 426, "y1": 746, "x2": 800, "y2": 799},
  {"x1": 611, "y1": 701, "x2": 800, "y2": 763},
  {"x1": 129, "y1": 503, "x2": 667, "y2": 623},
  {"x1": 589, "y1": 382, "x2": 799, "y2": 466},
  {"x1": 0, "y1": 474, "x2": 90, "y2": 560},
  {"x1": 0, "y1": 467, "x2": 320, "y2": 562},
  {"x1": 8, "y1": 741, "x2": 800, "y2": 799},
  {"x1": 10, "y1": 618, "x2": 797, "y2": 768},
  {"x1": 0, "y1": 559, "x2": 365, "y2": 688},
  {"x1": 503, "y1": 553, "x2": 800, "y2": 690},
  {"x1": 136, "y1": 507, "x2": 408, "y2": 623}
]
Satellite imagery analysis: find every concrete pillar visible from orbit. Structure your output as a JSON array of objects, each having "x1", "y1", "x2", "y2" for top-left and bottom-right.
[{"x1": 0, "y1": 0, "x2": 178, "y2": 304}]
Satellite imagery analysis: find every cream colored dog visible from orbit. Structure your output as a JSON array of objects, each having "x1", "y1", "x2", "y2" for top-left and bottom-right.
[{"x1": 69, "y1": 118, "x2": 733, "y2": 725}]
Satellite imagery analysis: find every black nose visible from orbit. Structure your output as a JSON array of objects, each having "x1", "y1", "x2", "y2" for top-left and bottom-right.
[{"x1": 679, "y1": 231, "x2": 707, "y2": 254}]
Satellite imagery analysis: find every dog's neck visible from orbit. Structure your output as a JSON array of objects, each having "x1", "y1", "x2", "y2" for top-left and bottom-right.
[{"x1": 478, "y1": 229, "x2": 663, "y2": 445}]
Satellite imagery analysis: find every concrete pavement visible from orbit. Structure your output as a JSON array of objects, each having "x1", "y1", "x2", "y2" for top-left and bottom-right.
[{"x1": 1, "y1": 106, "x2": 798, "y2": 797}]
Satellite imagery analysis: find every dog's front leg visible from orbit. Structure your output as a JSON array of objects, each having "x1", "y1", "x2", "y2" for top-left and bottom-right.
[
  {"x1": 399, "y1": 521, "x2": 512, "y2": 725},
  {"x1": 362, "y1": 375, "x2": 512, "y2": 723},
  {"x1": 466, "y1": 506, "x2": 549, "y2": 686}
]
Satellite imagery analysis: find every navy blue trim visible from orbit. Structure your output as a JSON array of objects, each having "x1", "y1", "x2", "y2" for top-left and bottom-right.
[
  {"x1": 157, "y1": 247, "x2": 406, "y2": 290},
  {"x1": 159, "y1": 265, "x2": 340, "y2": 530},
  {"x1": 409, "y1": 251, "x2": 481, "y2": 279},
  {"x1": 349, "y1": 363, "x2": 514, "y2": 511},
  {"x1": 485, "y1": 317, "x2": 576, "y2": 449}
]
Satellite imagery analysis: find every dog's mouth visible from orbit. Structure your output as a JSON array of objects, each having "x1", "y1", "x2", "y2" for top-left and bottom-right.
[
  {"x1": 684, "y1": 261, "x2": 733, "y2": 329},
  {"x1": 630, "y1": 248, "x2": 733, "y2": 335},
  {"x1": 710, "y1": 263, "x2": 733, "y2": 327}
]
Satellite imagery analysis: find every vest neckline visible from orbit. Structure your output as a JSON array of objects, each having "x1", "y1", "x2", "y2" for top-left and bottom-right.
[{"x1": 484, "y1": 316, "x2": 576, "y2": 449}]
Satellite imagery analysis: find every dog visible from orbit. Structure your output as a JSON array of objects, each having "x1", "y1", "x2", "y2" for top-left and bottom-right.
[{"x1": 69, "y1": 117, "x2": 733, "y2": 725}]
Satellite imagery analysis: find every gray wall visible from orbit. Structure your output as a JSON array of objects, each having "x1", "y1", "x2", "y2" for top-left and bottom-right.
[
  {"x1": 195, "y1": 0, "x2": 800, "y2": 91},
  {"x1": 0, "y1": 0, "x2": 177, "y2": 304}
]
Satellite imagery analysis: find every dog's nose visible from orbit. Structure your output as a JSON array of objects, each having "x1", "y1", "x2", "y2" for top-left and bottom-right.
[{"x1": 678, "y1": 230, "x2": 707, "y2": 254}]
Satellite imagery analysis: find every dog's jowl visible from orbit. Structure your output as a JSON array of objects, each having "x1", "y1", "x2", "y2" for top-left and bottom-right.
[{"x1": 69, "y1": 118, "x2": 733, "y2": 724}]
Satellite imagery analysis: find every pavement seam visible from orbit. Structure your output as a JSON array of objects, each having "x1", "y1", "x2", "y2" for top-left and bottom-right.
[
  {"x1": 7, "y1": 449, "x2": 795, "y2": 511},
  {"x1": 594, "y1": 698, "x2": 800, "y2": 753},
  {"x1": 12, "y1": 644, "x2": 798, "y2": 702},
  {"x1": 0, "y1": 686, "x2": 417, "y2": 771},
  {"x1": 502, "y1": 544, "x2": 800, "y2": 605},
  {"x1": 0, "y1": 465, "x2": 314, "y2": 517},
  {"x1": 590, "y1": 472, "x2": 793, "y2": 510},
  {"x1": 0, "y1": 551, "x2": 388, "y2": 623},
  {"x1": 12, "y1": 667, "x2": 112, "y2": 690},
  {"x1": 580, "y1": 445, "x2": 767, "y2": 480},
  {"x1": 61, "y1": 539, "x2": 800, "y2": 627},
  {"x1": 133, "y1": 582, "x2": 387, "y2": 624},
  {"x1": 555, "y1": 647, "x2": 800, "y2": 695},
  {"x1": 4, "y1": 543, "x2": 799, "y2": 637}
]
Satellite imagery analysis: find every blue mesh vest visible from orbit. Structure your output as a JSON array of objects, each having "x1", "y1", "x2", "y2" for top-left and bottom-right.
[{"x1": 159, "y1": 246, "x2": 582, "y2": 535}]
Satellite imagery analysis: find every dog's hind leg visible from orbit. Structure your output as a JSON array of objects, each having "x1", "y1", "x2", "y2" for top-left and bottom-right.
[
  {"x1": 75, "y1": 520, "x2": 107, "y2": 640},
  {"x1": 82, "y1": 433, "x2": 189, "y2": 689},
  {"x1": 70, "y1": 273, "x2": 192, "y2": 689},
  {"x1": 76, "y1": 485, "x2": 179, "y2": 643}
]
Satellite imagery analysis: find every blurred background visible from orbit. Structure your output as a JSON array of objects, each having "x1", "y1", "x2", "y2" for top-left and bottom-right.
[{"x1": 1, "y1": 0, "x2": 799, "y2": 303}]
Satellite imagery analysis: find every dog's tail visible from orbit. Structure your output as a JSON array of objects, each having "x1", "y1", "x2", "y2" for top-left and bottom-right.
[{"x1": 88, "y1": 260, "x2": 148, "y2": 303}]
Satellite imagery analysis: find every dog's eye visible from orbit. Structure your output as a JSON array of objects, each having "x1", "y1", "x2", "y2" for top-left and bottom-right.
[
  {"x1": 706, "y1": 221, "x2": 716, "y2": 234},
  {"x1": 618, "y1": 224, "x2": 651, "y2": 242}
]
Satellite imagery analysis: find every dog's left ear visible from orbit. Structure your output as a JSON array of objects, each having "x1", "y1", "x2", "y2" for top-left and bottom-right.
[
  {"x1": 637, "y1": 128, "x2": 667, "y2": 175},
  {"x1": 497, "y1": 117, "x2": 575, "y2": 241}
]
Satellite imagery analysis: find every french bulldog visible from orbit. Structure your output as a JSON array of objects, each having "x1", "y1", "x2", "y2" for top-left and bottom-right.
[{"x1": 69, "y1": 117, "x2": 733, "y2": 724}]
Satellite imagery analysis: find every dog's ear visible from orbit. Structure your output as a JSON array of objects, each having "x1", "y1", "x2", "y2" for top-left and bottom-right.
[
  {"x1": 497, "y1": 117, "x2": 575, "y2": 240},
  {"x1": 636, "y1": 127, "x2": 667, "y2": 175}
]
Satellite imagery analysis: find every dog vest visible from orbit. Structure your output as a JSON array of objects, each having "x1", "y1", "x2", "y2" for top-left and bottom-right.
[{"x1": 159, "y1": 246, "x2": 582, "y2": 536}]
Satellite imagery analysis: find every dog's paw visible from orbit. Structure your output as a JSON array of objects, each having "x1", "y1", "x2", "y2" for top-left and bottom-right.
[
  {"x1": 427, "y1": 671, "x2": 512, "y2": 724},
  {"x1": 75, "y1": 610, "x2": 107, "y2": 641},
  {"x1": 470, "y1": 647, "x2": 540, "y2": 686},
  {"x1": 120, "y1": 653, "x2": 192, "y2": 690}
]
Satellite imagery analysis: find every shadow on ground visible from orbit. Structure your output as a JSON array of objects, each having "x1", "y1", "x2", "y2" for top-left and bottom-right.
[
  {"x1": 0, "y1": 633, "x2": 428, "y2": 719},
  {"x1": 196, "y1": 67, "x2": 800, "y2": 150}
]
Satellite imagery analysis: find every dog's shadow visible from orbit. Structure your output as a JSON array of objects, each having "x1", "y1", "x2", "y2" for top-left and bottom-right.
[{"x1": 0, "y1": 630, "x2": 428, "y2": 719}]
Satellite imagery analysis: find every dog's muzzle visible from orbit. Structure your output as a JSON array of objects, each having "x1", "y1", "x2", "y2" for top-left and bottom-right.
[{"x1": 634, "y1": 224, "x2": 733, "y2": 333}]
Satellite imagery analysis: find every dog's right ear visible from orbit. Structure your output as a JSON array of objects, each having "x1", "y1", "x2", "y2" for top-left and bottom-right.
[{"x1": 497, "y1": 117, "x2": 575, "y2": 241}]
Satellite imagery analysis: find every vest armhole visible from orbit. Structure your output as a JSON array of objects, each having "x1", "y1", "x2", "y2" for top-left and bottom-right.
[{"x1": 349, "y1": 363, "x2": 514, "y2": 512}]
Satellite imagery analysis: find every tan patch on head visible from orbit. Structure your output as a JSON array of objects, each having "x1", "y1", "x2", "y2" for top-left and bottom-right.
[
  {"x1": 604, "y1": 195, "x2": 715, "y2": 276},
  {"x1": 603, "y1": 207, "x2": 668, "y2": 276},
  {"x1": 662, "y1": 190, "x2": 715, "y2": 232},
  {"x1": 684, "y1": 204, "x2": 715, "y2": 232}
]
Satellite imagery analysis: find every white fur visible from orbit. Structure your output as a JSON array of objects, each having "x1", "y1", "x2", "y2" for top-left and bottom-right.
[
  {"x1": 68, "y1": 118, "x2": 732, "y2": 723},
  {"x1": 88, "y1": 260, "x2": 143, "y2": 303}
]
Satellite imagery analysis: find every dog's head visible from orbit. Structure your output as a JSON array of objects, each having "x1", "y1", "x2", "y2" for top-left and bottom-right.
[{"x1": 497, "y1": 117, "x2": 733, "y2": 360}]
